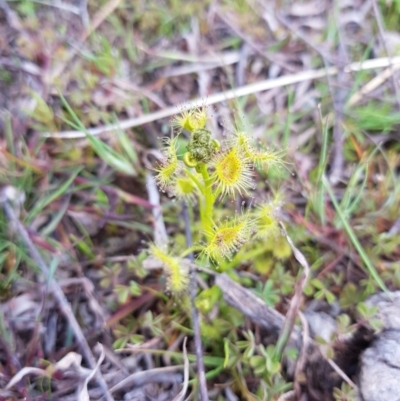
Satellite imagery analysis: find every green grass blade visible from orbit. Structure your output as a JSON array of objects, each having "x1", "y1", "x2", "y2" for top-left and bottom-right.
[
  {"x1": 40, "y1": 194, "x2": 71, "y2": 236},
  {"x1": 315, "y1": 113, "x2": 330, "y2": 224},
  {"x1": 323, "y1": 175, "x2": 388, "y2": 294},
  {"x1": 26, "y1": 168, "x2": 82, "y2": 222},
  {"x1": 58, "y1": 93, "x2": 137, "y2": 176}
]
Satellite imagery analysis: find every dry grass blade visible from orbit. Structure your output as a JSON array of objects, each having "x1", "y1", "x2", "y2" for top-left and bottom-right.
[
  {"x1": 6, "y1": 367, "x2": 48, "y2": 389},
  {"x1": 347, "y1": 64, "x2": 400, "y2": 106},
  {"x1": 0, "y1": 187, "x2": 115, "y2": 401},
  {"x1": 171, "y1": 337, "x2": 189, "y2": 401},
  {"x1": 41, "y1": 56, "x2": 400, "y2": 138},
  {"x1": 277, "y1": 390, "x2": 295, "y2": 401},
  {"x1": 79, "y1": 343, "x2": 105, "y2": 401},
  {"x1": 274, "y1": 224, "x2": 310, "y2": 360},
  {"x1": 326, "y1": 359, "x2": 357, "y2": 389},
  {"x1": 215, "y1": 273, "x2": 300, "y2": 343},
  {"x1": 295, "y1": 311, "x2": 311, "y2": 397},
  {"x1": 109, "y1": 366, "x2": 184, "y2": 394}
]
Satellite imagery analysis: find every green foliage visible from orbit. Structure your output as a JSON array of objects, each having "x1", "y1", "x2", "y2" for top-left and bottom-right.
[
  {"x1": 195, "y1": 285, "x2": 222, "y2": 314},
  {"x1": 333, "y1": 382, "x2": 357, "y2": 401},
  {"x1": 253, "y1": 280, "x2": 280, "y2": 307},
  {"x1": 357, "y1": 303, "x2": 383, "y2": 332},
  {"x1": 113, "y1": 318, "x2": 144, "y2": 349},
  {"x1": 59, "y1": 94, "x2": 138, "y2": 176},
  {"x1": 305, "y1": 278, "x2": 336, "y2": 304},
  {"x1": 350, "y1": 103, "x2": 400, "y2": 132},
  {"x1": 339, "y1": 283, "x2": 366, "y2": 309}
]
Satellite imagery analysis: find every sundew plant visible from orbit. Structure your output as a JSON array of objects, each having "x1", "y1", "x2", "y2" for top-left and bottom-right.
[{"x1": 151, "y1": 106, "x2": 286, "y2": 294}]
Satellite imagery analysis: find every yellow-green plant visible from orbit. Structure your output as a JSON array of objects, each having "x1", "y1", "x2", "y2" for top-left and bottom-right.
[{"x1": 151, "y1": 106, "x2": 285, "y2": 294}]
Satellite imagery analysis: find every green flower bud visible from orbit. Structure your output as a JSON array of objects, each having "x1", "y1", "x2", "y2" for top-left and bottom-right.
[{"x1": 186, "y1": 128, "x2": 217, "y2": 164}]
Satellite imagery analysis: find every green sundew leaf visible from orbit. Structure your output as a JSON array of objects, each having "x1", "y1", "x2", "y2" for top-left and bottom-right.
[
  {"x1": 323, "y1": 175, "x2": 389, "y2": 294},
  {"x1": 27, "y1": 168, "x2": 82, "y2": 222},
  {"x1": 58, "y1": 94, "x2": 137, "y2": 176}
]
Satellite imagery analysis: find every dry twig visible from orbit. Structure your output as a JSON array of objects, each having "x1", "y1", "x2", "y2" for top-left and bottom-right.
[
  {"x1": 171, "y1": 337, "x2": 190, "y2": 401},
  {"x1": 109, "y1": 366, "x2": 183, "y2": 394},
  {"x1": 274, "y1": 224, "x2": 310, "y2": 360},
  {"x1": 41, "y1": 56, "x2": 400, "y2": 139}
]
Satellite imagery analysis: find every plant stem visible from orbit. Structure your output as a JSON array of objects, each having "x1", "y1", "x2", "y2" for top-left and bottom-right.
[
  {"x1": 221, "y1": 243, "x2": 271, "y2": 271},
  {"x1": 181, "y1": 201, "x2": 209, "y2": 401},
  {"x1": 183, "y1": 168, "x2": 204, "y2": 193},
  {"x1": 199, "y1": 163, "x2": 214, "y2": 238},
  {"x1": 180, "y1": 245, "x2": 204, "y2": 258}
]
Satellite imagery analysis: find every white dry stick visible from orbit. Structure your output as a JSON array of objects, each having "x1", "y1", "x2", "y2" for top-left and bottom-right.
[
  {"x1": 347, "y1": 64, "x2": 400, "y2": 106},
  {"x1": 79, "y1": 343, "x2": 105, "y2": 401},
  {"x1": 171, "y1": 337, "x2": 189, "y2": 401},
  {"x1": 41, "y1": 56, "x2": 400, "y2": 139},
  {"x1": 6, "y1": 368, "x2": 49, "y2": 389},
  {"x1": 277, "y1": 390, "x2": 295, "y2": 401},
  {"x1": 145, "y1": 172, "x2": 168, "y2": 248}
]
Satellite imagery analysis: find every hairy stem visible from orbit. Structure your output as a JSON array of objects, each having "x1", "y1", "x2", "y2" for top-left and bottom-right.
[{"x1": 180, "y1": 245, "x2": 204, "y2": 259}]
